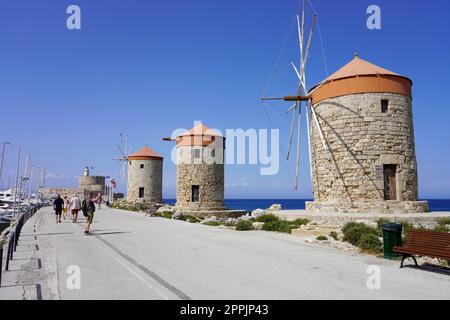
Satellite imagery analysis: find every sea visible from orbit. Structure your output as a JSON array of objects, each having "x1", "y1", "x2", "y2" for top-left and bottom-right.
[{"x1": 165, "y1": 199, "x2": 450, "y2": 213}]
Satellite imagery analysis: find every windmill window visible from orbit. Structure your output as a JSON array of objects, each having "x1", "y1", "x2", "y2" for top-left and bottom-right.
[
  {"x1": 140, "y1": 164, "x2": 145, "y2": 169},
  {"x1": 192, "y1": 185, "x2": 199, "y2": 202},
  {"x1": 139, "y1": 188, "x2": 145, "y2": 198},
  {"x1": 194, "y1": 149, "x2": 201, "y2": 159},
  {"x1": 381, "y1": 99, "x2": 389, "y2": 113},
  {"x1": 211, "y1": 149, "x2": 216, "y2": 157}
]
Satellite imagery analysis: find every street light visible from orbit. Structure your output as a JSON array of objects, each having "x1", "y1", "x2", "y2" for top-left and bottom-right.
[
  {"x1": 28, "y1": 164, "x2": 36, "y2": 200},
  {"x1": 5, "y1": 142, "x2": 21, "y2": 221},
  {"x1": 0, "y1": 142, "x2": 7, "y2": 187}
]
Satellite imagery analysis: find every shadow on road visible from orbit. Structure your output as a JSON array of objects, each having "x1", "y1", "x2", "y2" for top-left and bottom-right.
[
  {"x1": 91, "y1": 231, "x2": 131, "y2": 236},
  {"x1": 403, "y1": 263, "x2": 450, "y2": 276},
  {"x1": 21, "y1": 232, "x2": 76, "y2": 237}
]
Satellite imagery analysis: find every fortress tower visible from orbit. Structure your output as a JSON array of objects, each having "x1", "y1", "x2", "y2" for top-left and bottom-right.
[
  {"x1": 79, "y1": 167, "x2": 105, "y2": 196},
  {"x1": 174, "y1": 123, "x2": 226, "y2": 212},
  {"x1": 306, "y1": 54, "x2": 428, "y2": 213},
  {"x1": 127, "y1": 146, "x2": 163, "y2": 204}
]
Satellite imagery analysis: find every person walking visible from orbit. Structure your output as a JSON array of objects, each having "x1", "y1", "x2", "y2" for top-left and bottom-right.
[
  {"x1": 97, "y1": 193, "x2": 103, "y2": 210},
  {"x1": 53, "y1": 194, "x2": 64, "y2": 223},
  {"x1": 69, "y1": 194, "x2": 82, "y2": 223},
  {"x1": 62, "y1": 196, "x2": 69, "y2": 220},
  {"x1": 82, "y1": 193, "x2": 99, "y2": 235}
]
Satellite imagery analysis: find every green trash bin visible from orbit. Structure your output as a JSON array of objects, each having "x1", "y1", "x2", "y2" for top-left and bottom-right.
[{"x1": 381, "y1": 223, "x2": 403, "y2": 259}]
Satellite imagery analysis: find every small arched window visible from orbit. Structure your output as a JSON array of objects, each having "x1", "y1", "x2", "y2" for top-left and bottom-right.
[{"x1": 381, "y1": 99, "x2": 389, "y2": 113}]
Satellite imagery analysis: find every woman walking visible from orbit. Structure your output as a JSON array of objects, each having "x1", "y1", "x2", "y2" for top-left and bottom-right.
[{"x1": 63, "y1": 196, "x2": 70, "y2": 220}]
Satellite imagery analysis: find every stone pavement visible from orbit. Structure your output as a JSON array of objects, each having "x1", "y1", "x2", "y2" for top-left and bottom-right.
[{"x1": 0, "y1": 207, "x2": 449, "y2": 300}]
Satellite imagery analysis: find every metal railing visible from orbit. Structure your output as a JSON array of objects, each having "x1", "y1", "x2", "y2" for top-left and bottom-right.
[{"x1": 0, "y1": 203, "x2": 42, "y2": 287}]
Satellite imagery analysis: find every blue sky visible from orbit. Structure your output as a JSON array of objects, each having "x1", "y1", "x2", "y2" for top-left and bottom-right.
[{"x1": 0, "y1": 0, "x2": 449, "y2": 199}]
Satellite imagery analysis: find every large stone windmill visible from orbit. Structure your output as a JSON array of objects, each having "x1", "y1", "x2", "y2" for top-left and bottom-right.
[{"x1": 263, "y1": 0, "x2": 428, "y2": 213}]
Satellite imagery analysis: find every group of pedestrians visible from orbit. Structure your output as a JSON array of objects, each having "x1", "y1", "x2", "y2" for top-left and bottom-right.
[{"x1": 53, "y1": 192, "x2": 102, "y2": 235}]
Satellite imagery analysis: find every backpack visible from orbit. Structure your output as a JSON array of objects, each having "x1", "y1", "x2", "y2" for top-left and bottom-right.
[{"x1": 81, "y1": 200, "x2": 88, "y2": 217}]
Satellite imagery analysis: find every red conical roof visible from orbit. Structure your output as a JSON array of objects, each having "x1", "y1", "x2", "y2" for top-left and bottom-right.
[
  {"x1": 176, "y1": 123, "x2": 223, "y2": 147},
  {"x1": 325, "y1": 53, "x2": 403, "y2": 81},
  {"x1": 128, "y1": 146, "x2": 163, "y2": 161},
  {"x1": 310, "y1": 54, "x2": 412, "y2": 104},
  {"x1": 177, "y1": 123, "x2": 222, "y2": 138}
]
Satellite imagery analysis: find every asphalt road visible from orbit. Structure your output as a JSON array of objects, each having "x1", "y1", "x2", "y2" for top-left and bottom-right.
[{"x1": 7, "y1": 207, "x2": 450, "y2": 300}]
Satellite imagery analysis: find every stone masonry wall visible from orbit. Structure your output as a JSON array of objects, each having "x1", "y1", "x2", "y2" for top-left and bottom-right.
[
  {"x1": 308, "y1": 93, "x2": 423, "y2": 213},
  {"x1": 39, "y1": 188, "x2": 83, "y2": 200},
  {"x1": 127, "y1": 159, "x2": 163, "y2": 204},
  {"x1": 176, "y1": 145, "x2": 225, "y2": 211},
  {"x1": 79, "y1": 176, "x2": 105, "y2": 195}
]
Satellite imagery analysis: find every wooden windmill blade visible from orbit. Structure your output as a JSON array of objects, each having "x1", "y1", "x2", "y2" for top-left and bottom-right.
[
  {"x1": 260, "y1": 0, "x2": 331, "y2": 190},
  {"x1": 286, "y1": 102, "x2": 298, "y2": 160},
  {"x1": 295, "y1": 104, "x2": 302, "y2": 190},
  {"x1": 113, "y1": 134, "x2": 132, "y2": 184}
]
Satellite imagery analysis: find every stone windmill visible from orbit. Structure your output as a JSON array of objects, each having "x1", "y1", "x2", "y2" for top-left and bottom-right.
[
  {"x1": 262, "y1": 0, "x2": 428, "y2": 213},
  {"x1": 164, "y1": 122, "x2": 226, "y2": 213},
  {"x1": 126, "y1": 146, "x2": 163, "y2": 205}
]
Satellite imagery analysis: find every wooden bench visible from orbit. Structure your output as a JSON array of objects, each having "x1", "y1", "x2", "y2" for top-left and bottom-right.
[{"x1": 393, "y1": 229, "x2": 450, "y2": 268}]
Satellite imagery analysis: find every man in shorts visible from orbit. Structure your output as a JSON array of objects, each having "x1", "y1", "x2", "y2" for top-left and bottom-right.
[
  {"x1": 53, "y1": 194, "x2": 64, "y2": 223},
  {"x1": 83, "y1": 193, "x2": 98, "y2": 235},
  {"x1": 69, "y1": 194, "x2": 82, "y2": 223}
]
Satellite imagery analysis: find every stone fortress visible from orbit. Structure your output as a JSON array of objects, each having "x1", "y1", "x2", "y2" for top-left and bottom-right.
[
  {"x1": 40, "y1": 166, "x2": 106, "y2": 199},
  {"x1": 305, "y1": 54, "x2": 428, "y2": 213},
  {"x1": 79, "y1": 167, "x2": 106, "y2": 196},
  {"x1": 126, "y1": 146, "x2": 163, "y2": 204}
]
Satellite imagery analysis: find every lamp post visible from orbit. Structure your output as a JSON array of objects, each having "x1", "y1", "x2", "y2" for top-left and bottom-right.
[
  {"x1": 0, "y1": 142, "x2": 7, "y2": 188},
  {"x1": 28, "y1": 164, "x2": 36, "y2": 200},
  {"x1": 6, "y1": 142, "x2": 21, "y2": 221}
]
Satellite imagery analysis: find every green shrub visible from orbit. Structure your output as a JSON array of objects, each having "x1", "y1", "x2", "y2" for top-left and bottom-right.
[
  {"x1": 436, "y1": 217, "x2": 450, "y2": 226},
  {"x1": 329, "y1": 231, "x2": 338, "y2": 240},
  {"x1": 376, "y1": 218, "x2": 390, "y2": 228},
  {"x1": 255, "y1": 214, "x2": 279, "y2": 223},
  {"x1": 342, "y1": 222, "x2": 379, "y2": 246},
  {"x1": 183, "y1": 215, "x2": 202, "y2": 223},
  {"x1": 235, "y1": 220, "x2": 253, "y2": 231},
  {"x1": 154, "y1": 211, "x2": 173, "y2": 219},
  {"x1": 398, "y1": 221, "x2": 427, "y2": 238},
  {"x1": 316, "y1": 235, "x2": 328, "y2": 241},
  {"x1": 203, "y1": 221, "x2": 222, "y2": 227},
  {"x1": 291, "y1": 218, "x2": 310, "y2": 227},
  {"x1": 262, "y1": 220, "x2": 294, "y2": 233},
  {"x1": 261, "y1": 217, "x2": 309, "y2": 234},
  {"x1": 433, "y1": 224, "x2": 450, "y2": 233},
  {"x1": 399, "y1": 221, "x2": 414, "y2": 237},
  {"x1": 357, "y1": 233, "x2": 383, "y2": 254}
]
